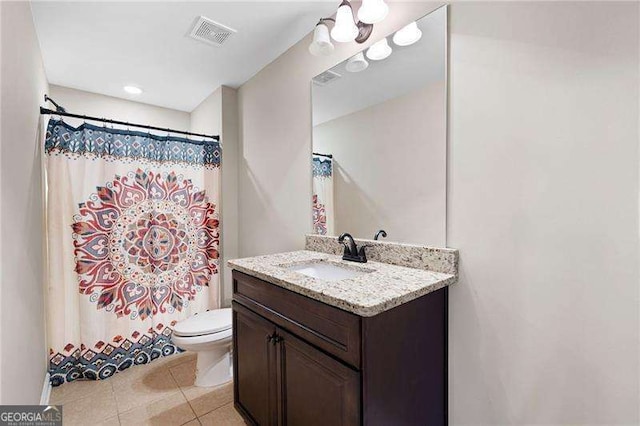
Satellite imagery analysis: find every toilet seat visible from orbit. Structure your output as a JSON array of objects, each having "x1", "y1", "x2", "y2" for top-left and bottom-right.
[
  {"x1": 171, "y1": 328, "x2": 232, "y2": 346},
  {"x1": 173, "y1": 308, "x2": 232, "y2": 337}
]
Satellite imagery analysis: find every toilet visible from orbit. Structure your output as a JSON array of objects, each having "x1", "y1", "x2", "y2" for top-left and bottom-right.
[{"x1": 171, "y1": 308, "x2": 233, "y2": 387}]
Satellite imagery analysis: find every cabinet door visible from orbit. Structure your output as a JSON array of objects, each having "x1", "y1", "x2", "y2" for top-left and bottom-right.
[
  {"x1": 276, "y1": 328, "x2": 360, "y2": 426},
  {"x1": 233, "y1": 302, "x2": 278, "y2": 425}
]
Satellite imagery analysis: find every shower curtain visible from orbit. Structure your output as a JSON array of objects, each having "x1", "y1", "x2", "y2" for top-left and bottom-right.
[
  {"x1": 312, "y1": 155, "x2": 334, "y2": 235},
  {"x1": 44, "y1": 119, "x2": 221, "y2": 386}
]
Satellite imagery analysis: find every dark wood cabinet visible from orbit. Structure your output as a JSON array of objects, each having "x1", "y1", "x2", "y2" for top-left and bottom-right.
[
  {"x1": 232, "y1": 270, "x2": 448, "y2": 426},
  {"x1": 277, "y1": 328, "x2": 360, "y2": 426},
  {"x1": 233, "y1": 303, "x2": 278, "y2": 425}
]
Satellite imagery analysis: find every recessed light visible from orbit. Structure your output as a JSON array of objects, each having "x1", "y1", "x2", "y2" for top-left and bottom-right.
[{"x1": 124, "y1": 85, "x2": 143, "y2": 95}]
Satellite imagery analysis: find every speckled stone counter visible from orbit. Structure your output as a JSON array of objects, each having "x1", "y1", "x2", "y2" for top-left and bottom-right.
[
  {"x1": 305, "y1": 234, "x2": 459, "y2": 276},
  {"x1": 228, "y1": 250, "x2": 457, "y2": 317}
]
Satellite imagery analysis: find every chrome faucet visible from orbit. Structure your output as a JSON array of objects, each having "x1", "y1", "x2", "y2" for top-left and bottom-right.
[{"x1": 338, "y1": 233, "x2": 369, "y2": 263}]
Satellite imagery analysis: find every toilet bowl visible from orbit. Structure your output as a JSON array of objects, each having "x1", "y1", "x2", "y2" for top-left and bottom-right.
[{"x1": 171, "y1": 308, "x2": 233, "y2": 387}]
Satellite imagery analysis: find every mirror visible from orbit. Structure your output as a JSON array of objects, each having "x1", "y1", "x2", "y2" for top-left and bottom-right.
[{"x1": 310, "y1": 6, "x2": 447, "y2": 246}]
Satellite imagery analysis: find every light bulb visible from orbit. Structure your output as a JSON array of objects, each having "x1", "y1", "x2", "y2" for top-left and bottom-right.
[
  {"x1": 309, "y1": 23, "x2": 335, "y2": 56},
  {"x1": 331, "y1": 1, "x2": 358, "y2": 43},
  {"x1": 366, "y1": 37, "x2": 392, "y2": 61},
  {"x1": 345, "y1": 52, "x2": 369, "y2": 72},
  {"x1": 357, "y1": 0, "x2": 389, "y2": 24},
  {"x1": 393, "y1": 21, "x2": 422, "y2": 46}
]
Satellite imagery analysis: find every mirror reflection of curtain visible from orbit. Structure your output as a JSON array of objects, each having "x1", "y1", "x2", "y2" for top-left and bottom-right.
[{"x1": 312, "y1": 155, "x2": 334, "y2": 235}]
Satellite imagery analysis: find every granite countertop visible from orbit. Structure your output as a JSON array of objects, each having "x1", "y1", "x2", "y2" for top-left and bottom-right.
[{"x1": 227, "y1": 250, "x2": 457, "y2": 317}]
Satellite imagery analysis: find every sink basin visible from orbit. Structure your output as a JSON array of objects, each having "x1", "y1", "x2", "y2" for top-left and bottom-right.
[{"x1": 287, "y1": 261, "x2": 371, "y2": 281}]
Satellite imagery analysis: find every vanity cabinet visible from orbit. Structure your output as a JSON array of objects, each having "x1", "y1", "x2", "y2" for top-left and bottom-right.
[{"x1": 232, "y1": 270, "x2": 448, "y2": 426}]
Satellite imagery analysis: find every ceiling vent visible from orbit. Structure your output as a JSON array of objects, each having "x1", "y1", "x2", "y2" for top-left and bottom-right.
[
  {"x1": 188, "y1": 16, "x2": 237, "y2": 47},
  {"x1": 312, "y1": 70, "x2": 342, "y2": 86}
]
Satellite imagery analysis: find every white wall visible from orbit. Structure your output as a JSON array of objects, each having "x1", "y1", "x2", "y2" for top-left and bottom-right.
[
  {"x1": 0, "y1": 1, "x2": 49, "y2": 404},
  {"x1": 448, "y1": 3, "x2": 639, "y2": 424},
  {"x1": 49, "y1": 84, "x2": 190, "y2": 131},
  {"x1": 191, "y1": 86, "x2": 239, "y2": 307},
  {"x1": 238, "y1": 2, "x2": 444, "y2": 257},
  {"x1": 313, "y1": 81, "x2": 446, "y2": 245},
  {"x1": 238, "y1": 1, "x2": 639, "y2": 424}
]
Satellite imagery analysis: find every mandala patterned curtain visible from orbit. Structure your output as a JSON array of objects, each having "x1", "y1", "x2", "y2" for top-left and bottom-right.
[
  {"x1": 312, "y1": 155, "x2": 334, "y2": 235},
  {"x1": 44, "y1": 119, "x2": 221, "y2": 386}
]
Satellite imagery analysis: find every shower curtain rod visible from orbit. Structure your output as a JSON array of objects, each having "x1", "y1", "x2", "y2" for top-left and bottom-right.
[
  {"x1": 40, "y1": 95, "x2": 220, "y2": 142},
  {"x1": 313, "y1": 152, "x2": 333, "y2": 158}
]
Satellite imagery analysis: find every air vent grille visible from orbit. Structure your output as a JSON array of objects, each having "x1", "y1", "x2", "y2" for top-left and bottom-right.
[
  {"x1": 188, "y1": 16, "x2": 237, "y2": 47},
  {"x1": 312, "y1": 70, "x2": 342, "y2": 86}
]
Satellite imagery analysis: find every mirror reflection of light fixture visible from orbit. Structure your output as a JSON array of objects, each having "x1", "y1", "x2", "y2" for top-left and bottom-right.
[
  {"x1": 366, "y1": 37, "x2": 392, "y2": 61},
  {"x1": 345, "y1": 52, "x2": 369, "y2": 72},
  {"x1": 393, "y1": 21, "x2": 422, "y2": 46},
  {"x1": 358, "y1": 0, "x2": 389, "y2": 24},
  {"x1": 331, "y1": 1, "x2": 359, "y2": 42},
  {"x1": 309, "y1": 20, "x2": 335, "y2": 56}
]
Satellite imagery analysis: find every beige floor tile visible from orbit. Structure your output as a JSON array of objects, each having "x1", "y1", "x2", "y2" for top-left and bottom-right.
[
  {"x1": 113, "y1": 367, "x2": 181, "y2": 413},
  {"x1": 198, "y1": 403, "x2": 245, "y2": 426},
  {"x1": 183, "y1": 382, "x2": 233, "y2": 417},
  {"x1": 109, "y1": 360, "x2": 169, "y2": 387},
  {"x1": 119, "y1": 392, "x2": 196, "y2": 426},
  {"x1": 60, "y1": 389, "x2": 118, "y2": 426},
  {"x1": 95, "y1": 415, "x2": 121, "y2": 426},
  {"x1": 159, "y1": 352, "x2": 197, "y2": 369},
  {"x1": 50, "y1": 378, "x2": 113, "y2": 405},
  {"x1": 169, "y1": 359, "x2": 197, "y2": 389},
  {"x1": 181, "y1": 420, "x2": 201, "y2": 426}
]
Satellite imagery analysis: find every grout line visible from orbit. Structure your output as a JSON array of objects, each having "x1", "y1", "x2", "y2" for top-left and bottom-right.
[{"x1": 169, "y1": 366, "x2": 199, "y2": 421}]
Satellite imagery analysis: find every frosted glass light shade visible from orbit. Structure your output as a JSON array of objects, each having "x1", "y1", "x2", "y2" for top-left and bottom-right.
[
  {"x1": 393, "y1": 21, "x2": 422, "y2": 46},
  {"x1": 309, "y1": 23, "x2": 335, "y2": 56},
  {"x1": 331, "y1": 2, "x2": 358, "y2": 43},
  {"x1": 345, "y1": 52, "x2": 369, "y2": 72},
  {"x1": 366, "y1": 37, "x2": 392, "y2": 61},
  {"x1": 357, "y1": 0, "x2": 389, "y2": 24}
]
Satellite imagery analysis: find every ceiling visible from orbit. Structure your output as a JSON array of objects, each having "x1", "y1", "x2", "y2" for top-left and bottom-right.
[
  {"x1": 31, "y1": 1, "x2": 337, "y2": 112},
  {"x1": 312, "y1": 5, "x2": 445, "y2": 126}
]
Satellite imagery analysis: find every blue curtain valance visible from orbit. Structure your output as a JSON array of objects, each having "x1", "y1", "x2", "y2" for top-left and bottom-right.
[
  {"x1": 312, "y1": 156, "x2": 332, "y2": 177},
  {"x1": 45, "y1": 119, "x2": 221, "y2": 168}
]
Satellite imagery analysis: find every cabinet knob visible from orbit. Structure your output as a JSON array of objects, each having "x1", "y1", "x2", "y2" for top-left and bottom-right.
[{"x1": 266, "y1": 333, "x2": 283, "y2": 345}]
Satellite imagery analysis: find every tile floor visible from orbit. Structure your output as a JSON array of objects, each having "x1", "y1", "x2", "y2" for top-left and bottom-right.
[{"x1": 50, "y1": 352, "x2": 246, "y2": 425}]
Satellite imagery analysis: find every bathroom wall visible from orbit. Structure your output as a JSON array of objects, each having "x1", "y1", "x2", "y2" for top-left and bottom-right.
[
  {"x1": 49, "y1": 85, "x2": 190, "y2": 131},
  {"x1": 238, "y1": 1, "x2": 639, "y2": 424},
  {"x1": 447, "y1": 2, "x2": 638, "y2": 424},
  {"x1": 0, "y1": 1, "x2": 50, "y2": 404},
  {"x1": 238, "y1": 1, "x2": 444, "y2": 257},
  {"x1": 313, "y1": 81, "x2": 446, "y2": 245},
  {"x1": 191, "y1": 86, "x2": 240, "y2": 307}
]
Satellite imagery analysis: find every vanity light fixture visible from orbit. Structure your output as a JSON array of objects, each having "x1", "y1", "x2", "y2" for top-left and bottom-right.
[
  {"x1": 123, "y1": 85, "x2": 143, "y2": 95},
  {"x1": 392, "y1": 21, "x2": 422, "y2": 46},
  {"x1": 331, "y1": 1, "x2": 359, "y2": 42},
  {"x1": 308, "y1": 0, "x2": 381, "y2": 56},
  {"x1": 366, "y1": 37, "x2": 392, "y2": 61},
  {"x1": 309, "y1": 20, "x2": 335, "y2": 56},
  {"x1": 358, "y1": 0, "x2": 389, "y2": 24},
  {"x1": 345, "y1": 52, "x2": 369, "y2": 72}
]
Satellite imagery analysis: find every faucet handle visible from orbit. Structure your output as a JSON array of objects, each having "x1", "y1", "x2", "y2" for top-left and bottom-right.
[{"x1": 374, "y1": 230, "x2": 387, "y2": 240}]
